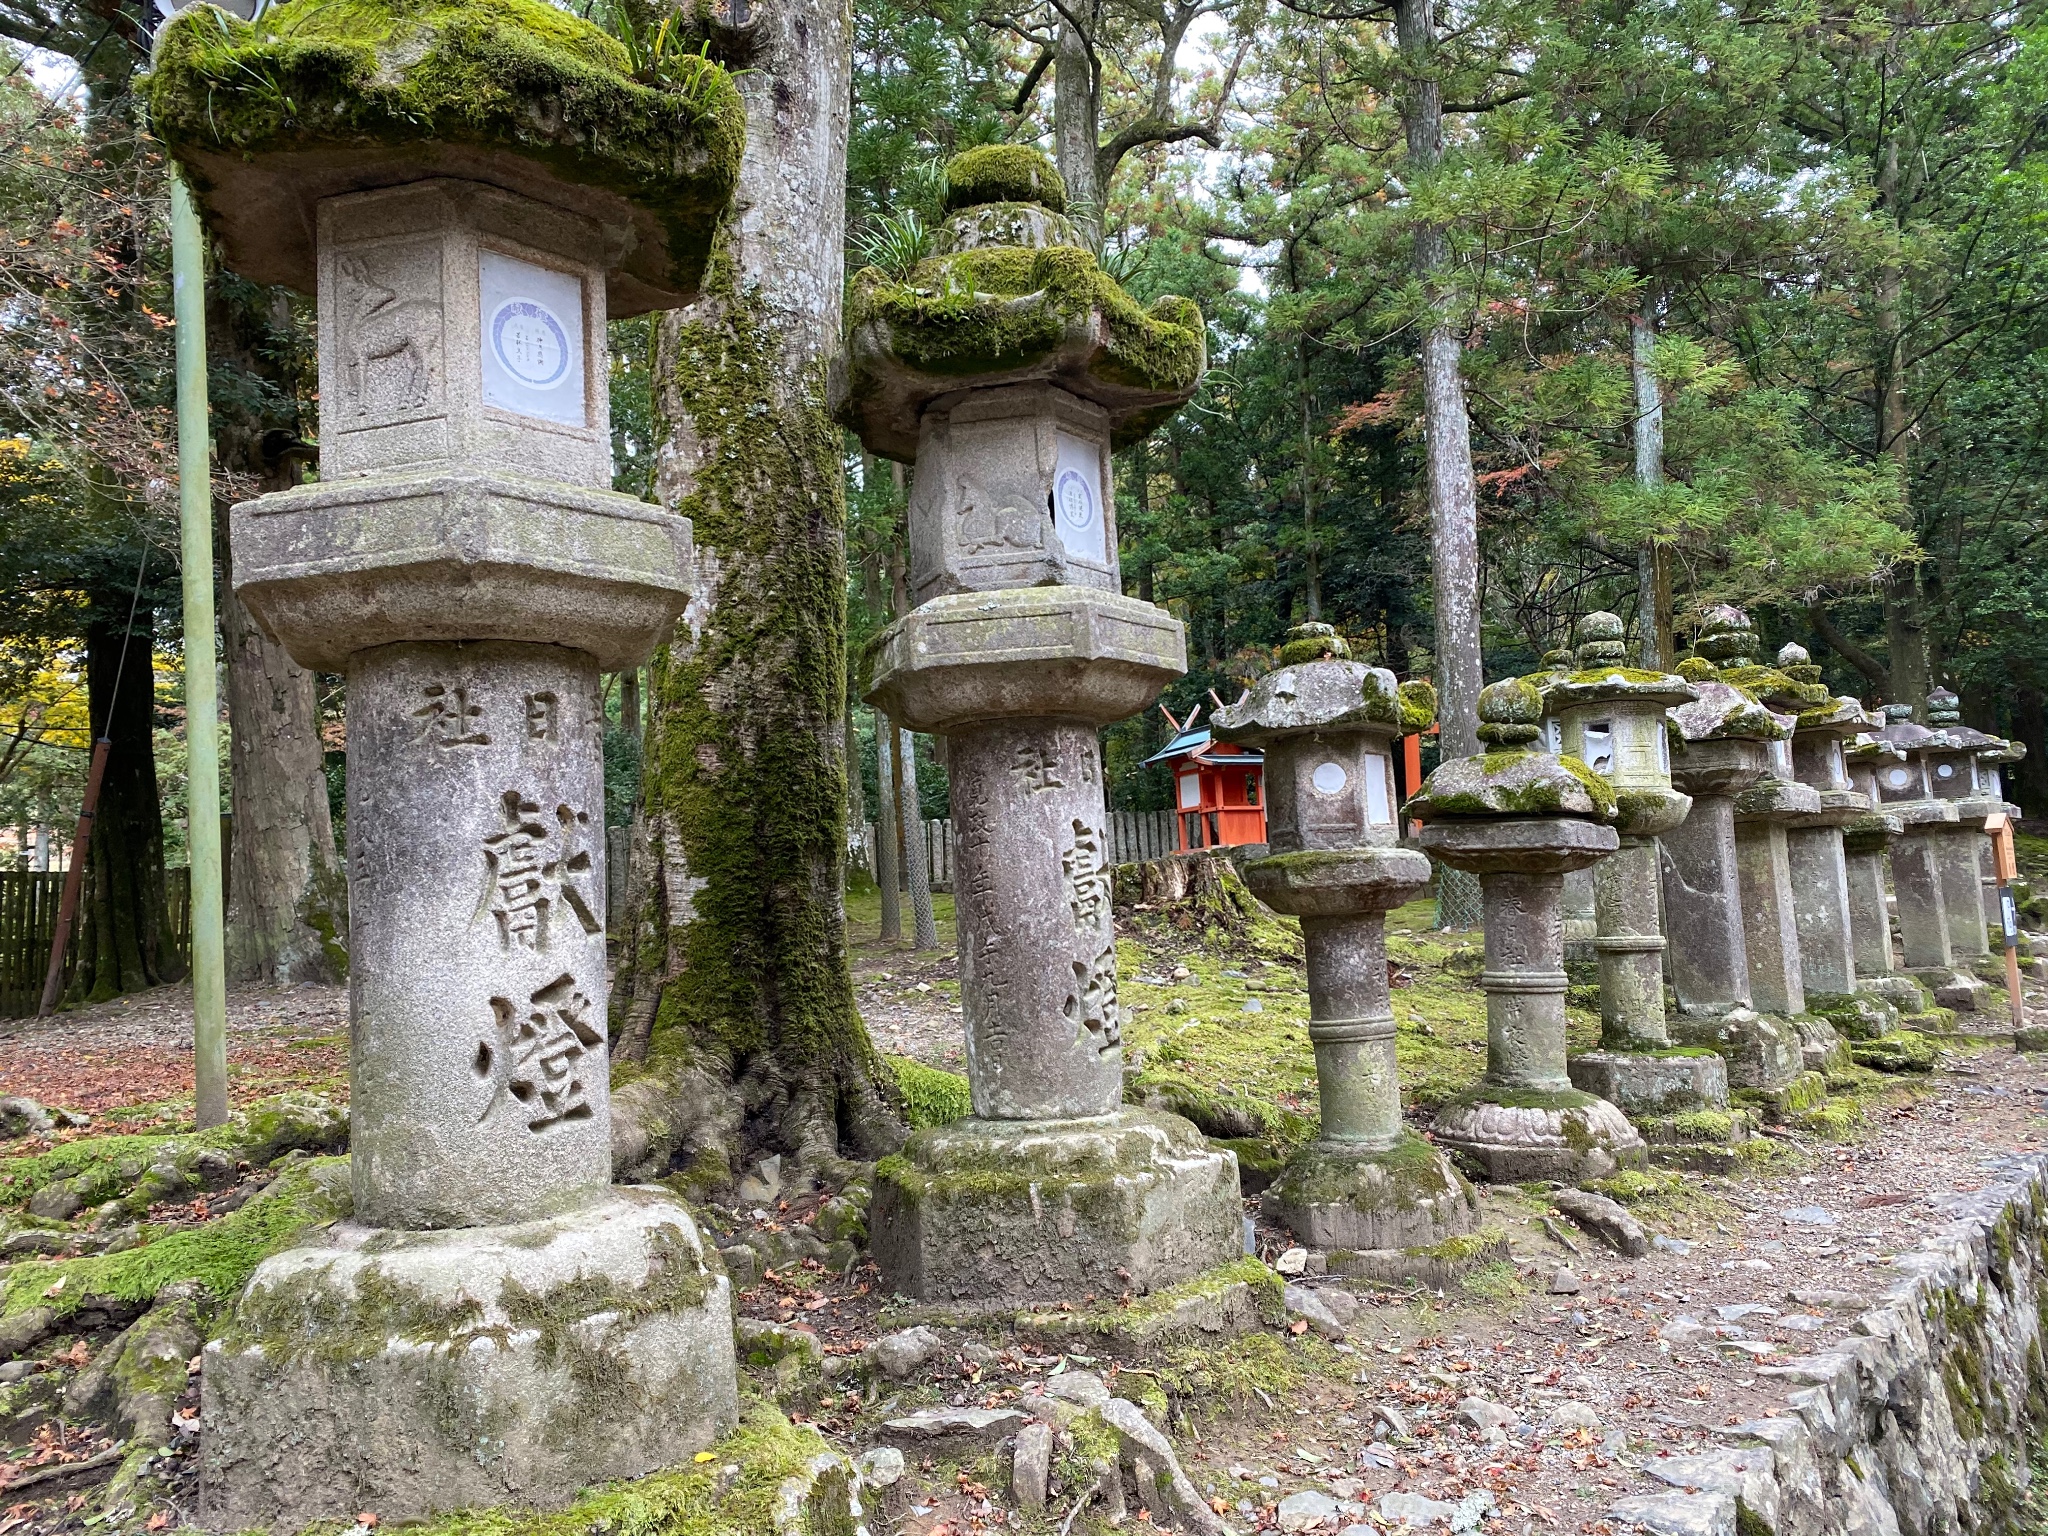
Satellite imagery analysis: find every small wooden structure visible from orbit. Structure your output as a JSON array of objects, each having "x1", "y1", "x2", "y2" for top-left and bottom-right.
[{"x1": 1145, "y1": 706, "x2": 1268, "y2": 852}]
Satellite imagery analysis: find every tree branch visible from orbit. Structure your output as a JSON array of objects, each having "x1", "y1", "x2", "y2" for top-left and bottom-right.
[
  {"x1": 1010, "y1": 45, "x2": 1052, "y2": 115},
  {"x1": 1807, "y1": 600, "x2": 1889, "y2": 692},
  {"x1": 1095, "y1": 119, "x2": 1219, "y2": 190}
]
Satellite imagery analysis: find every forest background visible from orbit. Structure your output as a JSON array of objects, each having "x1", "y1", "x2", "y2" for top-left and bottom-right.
[{"x1": 0, "y1": 0, "x2": 2043, "y2": 1122}]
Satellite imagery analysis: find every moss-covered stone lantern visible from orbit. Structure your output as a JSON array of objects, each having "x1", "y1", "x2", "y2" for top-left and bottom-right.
[
  {"x1": 1877, "y1": 702, "x2": 1987, "y2": 1012},
  {"x1": 1923, "y1": 688, "x2": 2021, "y2": 977},
  {"x1": 1841, "y1": 733, "x2": 1936, "y2": 1023},
  {"x1": 1770, "y1": 644, "x2": 1903, "y2": 1043},
  {"x1": 852, "y1": 147, "x2": 1238, "y2": 1305},
  {"x1": 1405, "y1": 678, "x2": 1643, "y2": 1181},
  {"x1": 1213, "y1": 629, "x2": 1478, "y2": 1249},
  {"x1": 1542, "y1": 614, "x2": 1739, "y2": 1155},
  {"x1": 144, "y1": 4, "x2": 745, "y2": 1526},
  {"x1": 1661, "y1": 617, "x2": 1807, "y2": 1100}
]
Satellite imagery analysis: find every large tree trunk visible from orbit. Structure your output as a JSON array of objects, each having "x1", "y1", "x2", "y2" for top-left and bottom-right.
[
  {"x1": 1397, "y1": 0, "x2": 1482, "y2": 762},
  {"x1": 1630, "y1": 313, "x2": 1672, "y2": 669},
  {"x1": 1053, "y1": 10, "x2": 1104, "y2": 250},
  {"x1": 1874, "y1": 136, "x2": 1931, "y2": 716},
  {"x1": 206, "y1": 279, "x2": 346, "y2": 985},
  {"x1": 70, "y1": 614, "x2": 182, "y2": 1003},
  {"x1": 610, "y1": 0, "x2": 902, "y2": 1189}
]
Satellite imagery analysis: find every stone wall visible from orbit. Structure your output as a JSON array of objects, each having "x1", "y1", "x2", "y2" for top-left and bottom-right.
[{"x1": 1629, "y1": 1153, "x2": 2048, "y2": 1535}]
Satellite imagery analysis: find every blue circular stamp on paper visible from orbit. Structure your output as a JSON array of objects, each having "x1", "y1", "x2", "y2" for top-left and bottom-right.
[
  {"x1": 1055, "y1": 467, "x2": 1098, "y2": 531},
  {"x1": 490, "y1": 298, "x2": 571, "y2": 390}
]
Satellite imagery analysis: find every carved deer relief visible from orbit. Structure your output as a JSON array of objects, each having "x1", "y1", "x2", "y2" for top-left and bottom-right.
[
  {"x1": 954, "y1": 472, "x2": 1045, "y2": 555},
  {"x1": 335, "y1": 249, "x2": 442, "y2": 419}
]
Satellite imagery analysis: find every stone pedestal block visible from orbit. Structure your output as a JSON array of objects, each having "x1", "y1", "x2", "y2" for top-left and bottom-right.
[
  {"x1": 869, "y1": 1110, "x2": 1242, "y2": 1304},
  {"x1": 1733, "y1": 783, "x2": 1818, "y2": 1018},
  {"x1": 1566, "y1": 1048, "x2": 1728, "y2": 1116},
  {"x1": 1787, "y1": 824, "x2": 1857, "y2": 997},
  {"x1": 1593, "y1": 839, "x2": 1673, "y2": 1050},
  {"x1": 198, "y1": 1190, "x2": 739, "y2": 1531}
]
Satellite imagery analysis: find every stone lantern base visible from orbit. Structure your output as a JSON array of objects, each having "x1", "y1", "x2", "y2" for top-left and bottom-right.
[
  {"x1": 1264, "y1": 1131, "x2": 1479, "y2": 1251},
  {"x1": 1670, "y1": 1006, "x2": 1805, "y2": 1093},
  {"x1": 199, "y1": 1188, "x2": 739, "y2": 1532},
  {"x1": 870, "y1": 1109, "x2": 1241, "y2": 1304},
  {"x1": 1430, "y1": 1089, "x2": 1646, "y2": 1183}
]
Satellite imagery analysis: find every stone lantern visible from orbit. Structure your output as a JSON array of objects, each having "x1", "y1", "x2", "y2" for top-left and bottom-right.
[
  {"x1": 848, "y1": 146, "x2": 1240, "y2": 1303},
  {"x1": 1773, "y1": 644, "x2": 1898, "y2": 1040},
  {"x1": 1660, "y1": 617, "x2": 1806, "y2": 1099},
  {"x1": 1406, "y1": 678, "x2": 1642, "y2": 1181},
  {"x1": 1841, "y1": 734, "x2": 1932, "y2": 1020},
  {"x1": 1213, "y1": 628, "x2": 1478, "y2": 1249},
  {"x1": 1922, "y1": 688, "x2": 2019, "y2": 977},
  {"x1": 145, "y1": 6, "x2": 745, "y2": 1526},
  {"x1": 1875, "y1": 704, "x2": 1981, "y2": 1012},
  {"x1": 1543, "y1": 615, "x2": 1740, "y2": 1153}
]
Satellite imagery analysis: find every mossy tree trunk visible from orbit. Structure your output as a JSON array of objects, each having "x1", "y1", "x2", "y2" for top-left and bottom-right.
[
  {"x1": 610, "y1": 0, "x2": 902, "y2": 1188},
  {"x1": 207, "y1": 281, "x2": 347, "y2": 986}
]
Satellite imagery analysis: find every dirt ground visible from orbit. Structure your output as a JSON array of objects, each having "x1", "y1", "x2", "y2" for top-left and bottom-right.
[{"x1": 3, "y1": 880, "x2": 2046, "y2": 1533}]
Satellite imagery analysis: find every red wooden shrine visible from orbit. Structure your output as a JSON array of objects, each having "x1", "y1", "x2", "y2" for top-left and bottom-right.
[{"x1": 1144, "y1": 706, "x2": 1268, "y2": 852}]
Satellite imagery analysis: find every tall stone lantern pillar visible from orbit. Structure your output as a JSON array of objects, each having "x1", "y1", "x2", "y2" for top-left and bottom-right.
[
  {"x1": 1842, "y1": 735, "x2": 1941, "y2": 1025},
  {"x1": 1774, "y1": 644, "x2": 1898, "y2": 1043},
  {"x1": 1213, "y1": 627, "x2": 1478, "y2": 1247},
  {"x1": 1544, "y1": 615, "x2": 1743, "y2": 1158},
  {"x1": 1659, "y1": 624, "x2": 1806, "y2": 1098},
  {"x1": 1407, "y1": 678, "x2": 1643, "y2": 1181},
  {"x1": 845, "y1": 147, "x2": 1239, "y2": 1303},
  {"x1": 145, "y1": 7, "x2": 746, "y2": 1526},
  {"x1": 1921, "y1": 688, "x2": 2020, "y2": 982},
  {"x1": 1877, "y1": 705, "x2": 1986, "y2": 1013}
]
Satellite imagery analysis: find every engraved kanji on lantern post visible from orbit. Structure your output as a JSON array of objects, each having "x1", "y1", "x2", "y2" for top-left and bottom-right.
[
  {"x1": 847, "y1": 146, "x2": 1240, "y2": 1304},
  {"x1": 1215, "y1": 626, "x2": 1479, "y2": 1251},
  {"x1": 145, "y1": 5, "x2": 746, "y2": 1526}
]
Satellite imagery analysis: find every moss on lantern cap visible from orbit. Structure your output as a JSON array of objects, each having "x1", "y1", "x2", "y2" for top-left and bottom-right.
[
  {"x1": 1403, "y1": 678, "x2": 1618, "y2": 822},
  {"x1": 1670, "y1": 679, "x2": 1788, "y2": 743},
  {"x1": 1276, "y1": 621, "x2": 1350, "y2": 666},
  {"x1": 1213, "y1": 653, "x2": 1404, "y2": 741},
  {"x1": 841, "y1": 239, "x2": 1206, "y2": 459},
  {"x1": 142, "y1": 0, "x2": 744, "y2": 310},
  {"x1": 944, "y1": 144, "x2": 1069, "y2": 214}
]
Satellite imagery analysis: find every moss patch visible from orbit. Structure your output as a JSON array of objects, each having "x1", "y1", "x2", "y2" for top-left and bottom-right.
[
  {"x1": 889, "y1": 1056, "x2": 972, "y2": 1129},
  {"x1": 143, "y1": 0, "x2": 744, "y2": 295},
  {"x1": 943, "y1": 144, "x2": 1067, "y2": 212},
  {"x1": 2, "y1": 1155, "x2": 351, "y2": 1321}
]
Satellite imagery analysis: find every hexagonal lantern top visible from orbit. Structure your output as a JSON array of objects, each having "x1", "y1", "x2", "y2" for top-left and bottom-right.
[
  {"x1": 1541, "y1": 612, "x2": 1695, "y2": 839},
  {"x1": 838, "y1": 146, "x2": 1206, "y2": 608}
]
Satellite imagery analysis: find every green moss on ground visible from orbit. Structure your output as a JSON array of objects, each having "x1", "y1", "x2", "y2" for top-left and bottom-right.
[
  {"x1": 1152, "y1": 1330, "x2": 1344, "y2": 1418},
  {"x1": 143, "y1": 0, "x2": 744, "y2": 294},
  {"x1": 370, "y1": 1399, "x2": 854, "y2": 1536},
  {"x1": 2, "y1": 1155, "x2": 351, "y2": 1321},
  {"x1": 1583, "y1": 1167, "x2": 1732, "y2": 1231},
  {"x1": 1849, "y1": 1030, "x2": 1938, "y2": 1073}
]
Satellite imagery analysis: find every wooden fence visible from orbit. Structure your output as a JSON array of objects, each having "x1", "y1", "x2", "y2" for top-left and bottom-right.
[
  {"x1": 0, "y1": 866, "x2": 196, "y2": 1019},
  {"x1": 857, "y1": 808, "x2": 1177, "y2": 893}
]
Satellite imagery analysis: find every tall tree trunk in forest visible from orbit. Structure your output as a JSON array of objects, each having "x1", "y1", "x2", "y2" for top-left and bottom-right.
[
  {"x1": 2012, "y1": 683, "x2": 2046, "y2": 819},
  {"x1": 1053, "y1": 10, "x2": 1104, "y2": 250},
  {"x1": 1630, "y1": 313, "x2": 1672, "y2": 669},
  {"x1": 1874, "y1": 137, "x2": 1930, "y2": 716},
  {"x1": 1396, "y1": 0, "x2": 1482, "y2": 762},
  {"x1": 209, "y1": 279, "x2": 346, "y2": 984},
  {"x1": 70, "y1": 614, "x2": 182, "y2": 1003},
  {"x1": 610, "y1": 0, "x2": 902, "y2": 1187}
]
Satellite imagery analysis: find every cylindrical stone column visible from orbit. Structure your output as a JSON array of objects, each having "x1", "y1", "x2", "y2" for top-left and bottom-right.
[
  {"x1": 1217, "y1": 641, "x2": 1474, "y2": 1250},
  {"x1": 1878, "y1": 703, "x2": 1986, "y2": 1012},
  {"x1": 1300, "y1": 912, "x2": 1399, "y2": 1148},
  {"x1": 947, "y1": 718, "x2": 1119, "y2": 1120},
  {"x1": 1593, "y1": 842, "x2": 1669, "y2": 1048},
  {"x1": 1660, "y1": 782, "x2": 1754, "y2": 1017},
  {"x1": 346, "y1": 641, "x2": 608, "y2": 1228},
  {"x1": 1412, "y1": 678, "x2": 1641, "y2": 1182}
]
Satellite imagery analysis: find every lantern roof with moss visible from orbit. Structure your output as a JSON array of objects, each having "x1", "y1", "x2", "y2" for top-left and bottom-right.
[
  {"x1": 1214, "y1": 628, "x2": 1434, "y2": 745},
  {"x1": 1541, "y1": 610, "x2": 1696, "y2": 714},
  {"x1": 142, "y1": 0, "x2": 745, "y2": 315},
  {"x1": 839, "y1": 145, "x2": 1206, "y2": 462},
  {"x1": 1770, "y1": 643, "x2": 1876, "y2": 739},
  {"x1": 1403, "y1": 678, "x2": 1618, "y2": 823}
]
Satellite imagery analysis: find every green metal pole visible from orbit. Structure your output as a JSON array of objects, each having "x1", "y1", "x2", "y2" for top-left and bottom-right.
[{"x1": 172, "y1": 168, "x2": 228, "y2": 1130}]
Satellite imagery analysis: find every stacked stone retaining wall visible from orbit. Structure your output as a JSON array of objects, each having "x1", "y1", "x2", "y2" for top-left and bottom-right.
[{"x1": 1660, "y1": 1152, "x2": 2048, "y2": 1535}]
